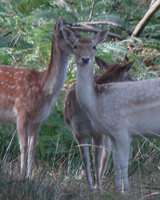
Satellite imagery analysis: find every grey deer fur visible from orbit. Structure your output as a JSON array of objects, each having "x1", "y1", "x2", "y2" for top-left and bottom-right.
[
  {"x1": 62, "y1": 26, "x2": 160, "y2": 194},
  {"x1": 64, "y1": 56, "x2": 135, "y2": 190}
]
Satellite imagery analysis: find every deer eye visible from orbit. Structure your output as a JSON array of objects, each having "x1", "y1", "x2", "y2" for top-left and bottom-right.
[
  {"x1": 93, "y1": 45, "x2": 96, "y2": 50},
  {"x1": 73, "y1": 45, "x2": 78, "y2": 49}
]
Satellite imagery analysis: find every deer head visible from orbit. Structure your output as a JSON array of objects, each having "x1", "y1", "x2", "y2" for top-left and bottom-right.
[
  {"x1": 62, "y1": 27, "x2": 109, "y2": 66},
  {"x1": 52, "y1": 17, "x2": 81, "y2": 54},
  {"x1": 95, "y1": 57, "x2": 136, "y2": 84}
]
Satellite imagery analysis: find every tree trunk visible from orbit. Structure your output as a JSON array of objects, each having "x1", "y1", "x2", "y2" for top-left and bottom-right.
[{"x1": 131, "y1": 0, "x2": 160, "y2": 37}]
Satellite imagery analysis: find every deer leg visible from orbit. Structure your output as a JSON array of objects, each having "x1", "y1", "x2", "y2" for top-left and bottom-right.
[
  {"x1": 111, "y1": 138, "x2": 122, "y2": 192},
  {"x1": 112, "y1": 133, "x2": 131, "y2": 194},
  {"x1": 100, "y1": 135, "x2": 111, "y2": 181},
  {"x1": 93, "y1": 134, "x2": 103, "y2": 190},
  {"x1": 117, "y1": 135, "x2": 131, "y2": 193},
  {"x1": 27, "y1": 122, "x2": 41, "y2": 178},
  {"x1": 17, "y1": 114, "x2": 29, "y2": 177},
  {"x1": 74, "y1": 134, "x2": 94, "y2": 191}
]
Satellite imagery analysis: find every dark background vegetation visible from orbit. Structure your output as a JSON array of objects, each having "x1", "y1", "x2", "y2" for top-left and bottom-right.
[{"x1": 0, "y1": 0, "x2": 160, "y2": 199}]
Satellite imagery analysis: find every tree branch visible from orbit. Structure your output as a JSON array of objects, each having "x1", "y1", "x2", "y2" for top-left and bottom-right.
[
  {"x1": 72, "y1": 26, "x2": 125, "y2": 40},
  {"x1": 131, "y1": 0, "x2": 160, "y2": 37},
  {"x1": 73, "y1": 21, "x2": 132, "y2": 35}
]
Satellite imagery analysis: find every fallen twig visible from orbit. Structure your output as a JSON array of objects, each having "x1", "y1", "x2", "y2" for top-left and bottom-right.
[
  {"x1": 139, "y1": 192, "x2": 160, "y2": 200},
  {"x1": 2, "y1": 30, "x2": 12, "y2": 37},
  {"x1": 11, "y1": 33, "x2": 21, "y2": 47}
]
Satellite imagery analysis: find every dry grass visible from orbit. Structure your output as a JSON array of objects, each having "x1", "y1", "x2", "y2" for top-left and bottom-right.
[{"x1": 0, "y1": 151, "x2": 159, "y2": 200}]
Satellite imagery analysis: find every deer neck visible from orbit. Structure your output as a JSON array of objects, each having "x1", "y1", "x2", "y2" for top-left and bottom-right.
[
  {"x1": 76, "y1": 64, "x2": 97, "y2": 113},
  {"x1": 42, "y1": 36, "x2": 69, "y2": 98}
]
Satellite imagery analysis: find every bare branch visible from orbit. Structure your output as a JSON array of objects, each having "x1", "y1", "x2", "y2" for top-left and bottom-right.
[
  {"x1": 73, "y1": 21, "x2": 132, "y2": 35},
  {"x1": 132, "y1": 0, "x2": 160, "y2": 37},
  {"x1": 140, "y1": 33, "x2": 160, "y2": 39},
  {"x1": 72, "y1": 26, "x2": 125, "y2": 40},
  {"x1": 72, "y1": 26, "x2": 99, "y2": 33}
]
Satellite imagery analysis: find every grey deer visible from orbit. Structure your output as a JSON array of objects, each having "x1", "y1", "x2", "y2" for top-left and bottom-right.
[
  {"x1": 62, "y1": 26, "x2": 160, "y2": 194},
  {"x1": 64, "y1": 56, "x2": 135, "y2": 190},
  {"x1": 0, "y1": 17, "x2": 80, "y2": 178}
]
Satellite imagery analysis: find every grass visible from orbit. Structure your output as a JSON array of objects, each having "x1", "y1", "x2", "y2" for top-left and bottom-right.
[{"x1": 0, "y1": 136, "x2": 159, "y2": 200}]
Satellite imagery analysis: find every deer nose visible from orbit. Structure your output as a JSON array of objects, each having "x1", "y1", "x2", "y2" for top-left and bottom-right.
[{"x1": 82, "y1": 57, "x2": 89, "y2": 64}]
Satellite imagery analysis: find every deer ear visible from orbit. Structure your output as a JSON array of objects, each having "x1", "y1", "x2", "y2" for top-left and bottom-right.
[
  {"x1": 95, "y1": 56, "x2": 109, "y2": 71},
  {"x1": 55, "y1": 17, "x2": 66, "y2": 36},
  {"x1": 93, "y1": 28, "x2": 109, "y2": 45},
  {"x1": 123, "y1": 60, "x2": 135, "y2": 72},
  {"x1": 62, "y1": 27, "x2": 77, "y2": 45}
]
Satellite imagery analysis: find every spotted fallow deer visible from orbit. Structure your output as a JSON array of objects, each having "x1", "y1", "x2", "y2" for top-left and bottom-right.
[
  {"x1": 62, "y1": 27, "x2": 160, "y2": 194},
  {"x1": 0, "y1": 17, "x2": 80, "y2": 178},
  {"x1": 63, "y1": 57, "x2": 135, "y2": 190}
]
